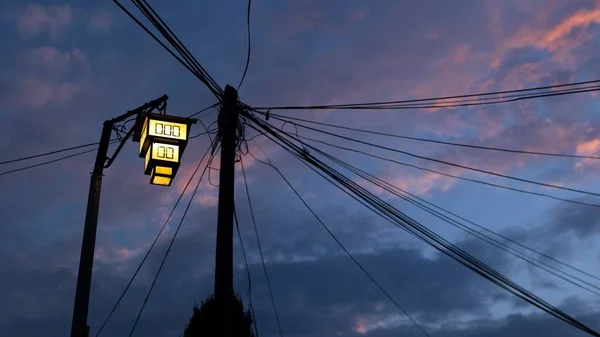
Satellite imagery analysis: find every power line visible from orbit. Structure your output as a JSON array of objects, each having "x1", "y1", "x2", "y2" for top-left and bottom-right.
[
  {"x1": 133, "y1": 0, "x2": 224, "y2": 99},
  {"x1": 246, "y1": 142, "x2": 430, "y2": 337},
  {"x1": 0, "y1": 141, "x2": 104, "y2": 165},
  {"x1": 251, "y1": 79, "x2": 600, "y2": 110},
  {"x1": 233, "y1": 205, "x2": 260, "y2": 337},
  {"x1": 127, "y1": 149, "x2": 216, "y2": 337},
  {"x1": 294, "y1": 133, "x2": 600, "y2": 209},
  {"x1": 240, "y1": 157, "x2": 284, "y2": 337},
  {"x1": 304, "y1": 141, "x2": 600, "y2": 297},
  {"x1": 0, "y1": 140, "x2": 120, "y2": 177},
  {"x1": 95, "y1": 140, "x2": 216, "y2": 337},
  {"x1": 237, "y1": 0, "x2": 253, "y2": 91},
  {"x1": 245, "y1": 116, "x2": 600, "y2": 336},
  {"x1": 267, "y1": 113, "x2": 600, "y2": 160},
  {"x1": 188, "y1": 102, "x2": 220, "y2": 118},
  {"x1": 260, "y1": 114, "x2": 600, "y2": 198},
  {"x1": 112, "y1": 0, "x2": 223, "y2": 100},
  {"x1": 4, "y1": 102, "x2": 216, "y2": 176}
]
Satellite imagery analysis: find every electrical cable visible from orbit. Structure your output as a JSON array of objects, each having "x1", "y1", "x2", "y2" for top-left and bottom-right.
[
  {"x1": 233, "y1": 205, "x2": 260, "y2": 337},
  {"x1": 188, "y1": 102, "x2": 220, "y2": 118},
  {"x1": 237, "y1": 0, "x2": 252, "y2": 91},
  {"x1": 262, "y1": 115, "x2": 600, "y2": 198},
  {"x1": 4, "y1": 100, "x2": 215, "y2": 176},
  {"x1": 252, "y1": 79, "x2": 600, "y2": 110},
  {"x1": 240, "y1": 157, "x2": 284, "y2": 337},
  {"x1": 134, "y1": 0, "x2": 224, "y2": 99},
  {"x1": 95, "y1": 140, "x2": 216, "y2": 337},
  {"x1": 245, "y1": 140, "x2": 430, "y2": 337},
  {"x1": 112, "y1": 0, "x2": 223, "y2": 99},
  {"x1": 127, "y1": 150, "x2": 215, "y2": 337},
  {"x1": 294, "y1": 133, "x2": 600, "y2": 209},
  {"x1": 131, "y1": 0, "x2": 222, "y2": 98},
  {"x1": 0, "y1": 140, "x2": 120, "y2": 177},
  {"x1": 0, "y1": 141, "x2": 108, "y2": 165},
  {"x1": 112, "y1": 0, "x2": 221, "y2": 99},
  {"x1": 243, "y1": 113, "x2": 600, "y2": 337},
  {"x1": 268, "y1": 113, "x2": 600, "y2": 160},
  {"x1": 304, "y1": 141, "x2": 600, "y2": 297},
  {"x1": 281, "y1": 129, "x2": 600, "y2": 283}
]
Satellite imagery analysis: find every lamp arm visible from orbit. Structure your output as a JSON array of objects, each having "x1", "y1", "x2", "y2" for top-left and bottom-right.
[
  {"x1": 109, "y1": 94, "x2": 168, "y2": 124},
  {"x1": 102, "y1": 94, "x2": 169, "y2": 168},
  {"x1": 104, "y1": 126, "x2": 135, "y2": 168}
]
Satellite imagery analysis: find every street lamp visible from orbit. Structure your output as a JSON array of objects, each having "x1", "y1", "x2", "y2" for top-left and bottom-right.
[
  {"x1": 70, "y1": 95, "x2": 197, "y2": 337},
  {"x1": 133, "y1": 113, "x2": 196, "y2": 186}
]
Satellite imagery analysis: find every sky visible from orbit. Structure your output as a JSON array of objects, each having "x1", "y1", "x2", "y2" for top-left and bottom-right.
[{"x1": 2, "y1": 0, "x2": 600, "y2": 336}]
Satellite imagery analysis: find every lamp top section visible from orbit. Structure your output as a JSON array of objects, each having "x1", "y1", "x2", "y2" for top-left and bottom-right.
[{"x1": 132, "y1": 112, "x2": 198, "y2": 142}]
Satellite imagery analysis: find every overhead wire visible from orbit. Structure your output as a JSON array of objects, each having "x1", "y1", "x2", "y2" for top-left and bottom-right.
[
  {"x1": 251, "y1": 79, "x2": 600, "y2": 110},
  {"x1": 240, "y1": 157, "x2": 284, "y2": 337},
  {"x1": 267, "y1": 113, "x2": 600, "y2": 160},
  {"x1": 0, "y1": 140, "x2": 120, "y2": 177},
  {"x1": 233, "y1": 205, "x2": 260, "y2": 337},
  {"x1": 293, "y1": 133, "x2": 600, "y2": 209},
  {"x1": 127, "y1": 149, "x2": 217, "y2": 337},
  {"x1": 243, "y1": 112, "x2": 600, "y2": 337},
  {"x1": 251, "y1": 122, "x2": 597, "y2": 335},
  {"x1": 134, "y1": 0, "x2": 224, "y2": 99},
  {"x1": 112, "y1": 0, "x2": 223, "y2": 100},
  {"x1": 244, "y1": 131, "x2": 430, "y2": 337},
  {"x1": 95, "y1": 137, "x2": 218, "y2": 337},
  {"x1": 133, "y1": 0, "x2": 224, "y2": 97},
  {"x1": 188, "y1": 102, "x2": 220, "y2": 118},
  {"x1": 237, "y1": 0, "x2": 253, "y2": 91},
  {"x1": 0, "y1": 141, "x2": 106, "y2": 165},
  {"x1": 258, "y1": 113, "x2": 600, "y2": 198},
  {"x1": 302, "y1": 140, "x2": 600, "y2": 297},
  {"x1": 112, "y1": 0, "x2": 221, "y2": 99},
  {"x1": 4, "y1": 101, "x2": 216, "y2": 176}
]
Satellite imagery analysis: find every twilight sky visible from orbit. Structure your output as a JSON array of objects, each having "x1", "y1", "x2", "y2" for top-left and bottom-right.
[{"x1": 2, "y1": 0, "x2": 600, "y2": 336}]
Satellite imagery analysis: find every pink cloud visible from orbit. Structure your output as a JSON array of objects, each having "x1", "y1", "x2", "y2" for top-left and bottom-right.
[
  {"x1": 574, "y1": 137, "x2": 600, "y2": 170},
  {"x1": 544, "y1": 8, "x2": 600, "y2": 47},
  {"x1": 94, "y1": 246, "x2": 137, "y2": 263},
  {"x1": 385, "y1": 170, "x2": 457, "y2": 197},
  {"x1": 10, "y1": 47, "x2": 89, "y2": 108},
  {"x1": 23, "y1": 46, "x2": 71, "y2": 76},
  {"x1": 17, "y1": 3, "x2": 72, "y2": 40},
  {"x1": 12, "y1": 77, "x2": 81, "y2": 108},
  {"x1": 576, "y1": 138, "x2": 600, "y2": 156},
  {"x1": 490, "y1": 3, "x2": 600, "y2": 68},
  {"x1": 349, "y1": 8, "x2": 369, "y2": 22},
  {"x1": 13, "y1": 77, "x2": 54, "y2": 108},
  {"x1": 88, "y1": 8, "x2": 112, "y2": 33}
]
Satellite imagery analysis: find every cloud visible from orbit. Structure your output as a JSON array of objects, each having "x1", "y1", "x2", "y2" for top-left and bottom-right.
[
  {"x1": 16, "y1": 3, "x2": 72, "y2": 40},
  {"x1": 1, "y1": 46, "x2": 91, "y2": 109},
  {"x1": 88, "y1": 8, "x2": 112, "y2": 34},
  {"x1": 5, "y1": 1, "x2": 600, "y2": 337}
]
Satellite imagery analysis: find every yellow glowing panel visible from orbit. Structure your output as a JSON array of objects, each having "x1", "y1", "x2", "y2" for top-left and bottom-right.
[
  {"x1": 140, "y1": 117, "x2": 148, "y2": 155},
  {"x1": 151, "y1": 175, "x2": 172, "y2": 186},
  {"x1": 145, "y1": 143, "x2": 151, "y2": 170},
  {"x1": 149, "y1": 119, "x2": 187, "y2": 141},
  {"x1": 151, "y1": 142, "x2": 179, "y2": 163},
  {"x1": 155, "y1": 166, "x2": 173, "y2": 175}
]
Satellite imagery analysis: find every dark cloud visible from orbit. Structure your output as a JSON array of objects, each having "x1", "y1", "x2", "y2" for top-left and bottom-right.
[{"x1": 4, "y1": 1, "x2": 600, "y2": 337}]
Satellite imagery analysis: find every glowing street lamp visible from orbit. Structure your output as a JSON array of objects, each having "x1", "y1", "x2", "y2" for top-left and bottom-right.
[{"x1": 133, "y1": 112, "x2": 197, "y2": 186}]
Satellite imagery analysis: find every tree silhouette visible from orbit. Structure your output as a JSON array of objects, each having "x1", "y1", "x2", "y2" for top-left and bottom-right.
[{"x1": 182, "y1": 293, "x2": 256, "y2": 337}]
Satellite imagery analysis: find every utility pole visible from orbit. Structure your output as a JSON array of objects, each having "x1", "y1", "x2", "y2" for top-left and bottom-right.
[
  {"x1": 214, "y1": 85, "x2": 239, "y2": 337},
  {"x1": 70, "y1": 96, "x2": 168, "y2": 337},
  {"x1": 70, "y1": 121, "x2": 112, "y2": 337}
]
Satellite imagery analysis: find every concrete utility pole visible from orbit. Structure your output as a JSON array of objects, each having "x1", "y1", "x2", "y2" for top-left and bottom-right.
[
  {"x1": 214, "y1": 85, "x2": 239, "y2": 337},
  {"x1": 70, "y1": 96, "x2": 168, "y2": 337},
  {"x1": 70, "y1": 121, "x2": 112, "y2": 337}
]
